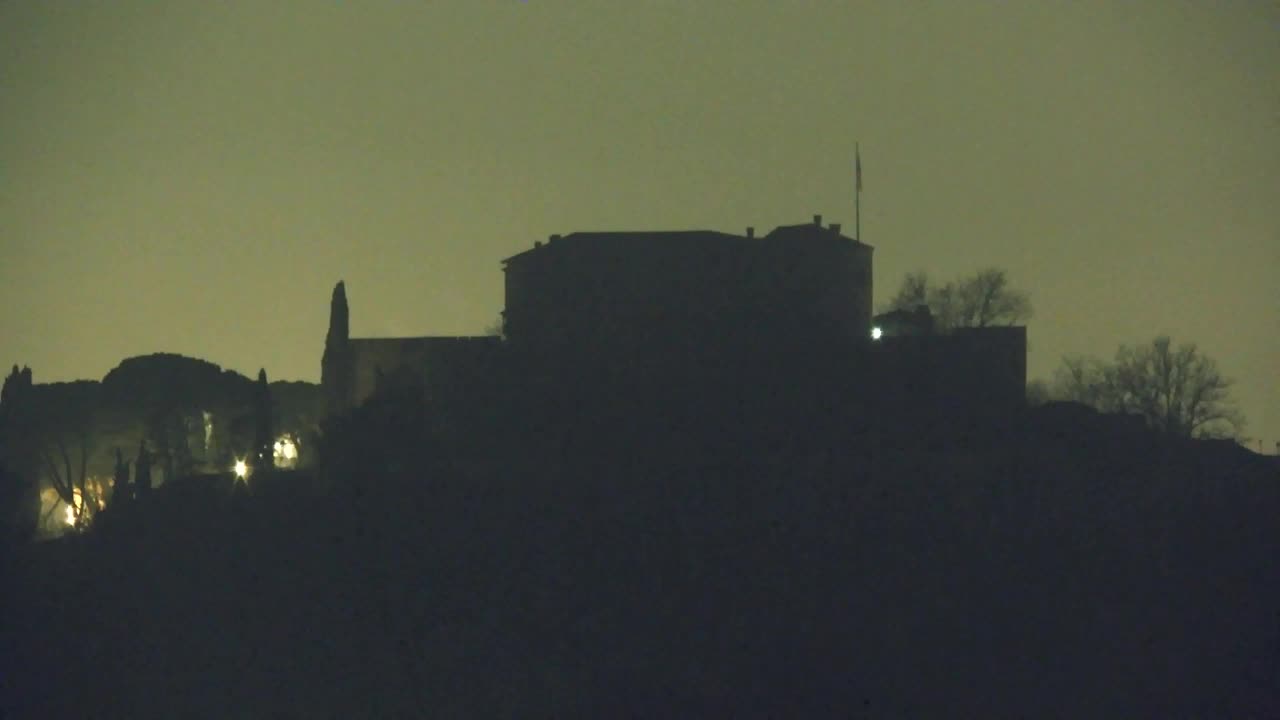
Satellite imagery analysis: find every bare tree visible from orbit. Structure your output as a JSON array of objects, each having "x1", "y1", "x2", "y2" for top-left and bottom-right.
[
  {"x1": 886, "y1": 272, "x2": 929, "y2": 313},
  {"x1": 1053, "y1": 355, "x2": 1110, "y2": 409},
  {"x1": 16, "y1": 380, "x2": 106, "y2": 530},
  {"x1": 1053, "y1": 336, "x2": 1245, "y2": 439},
  {"x1": 883, "y1": 268, "x2": 1031, "y2": 331},
  {"x1": 483, "y1": 314, "x2": 506, "y2": 340},
  {"x1": 36, "y1": 421, "x2": 98, "y2": 530},
  {"x1": 951, "y1": 269, "x2": 1033, "y2": 328}
]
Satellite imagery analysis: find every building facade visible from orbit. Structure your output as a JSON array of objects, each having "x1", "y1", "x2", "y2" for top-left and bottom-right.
[
  {"x1": 320, "y1": 215, "x2": 1026, "y2": 435},
  {"x1": 500, "y1": 216, "x2": 874, "y2": 359},
  {"x1": 320, "y1": 282, "x2": 501, "y2": 415}
]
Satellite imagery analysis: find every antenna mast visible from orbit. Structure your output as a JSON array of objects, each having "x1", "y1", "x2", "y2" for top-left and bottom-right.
[{"x1": 855, "y1": 143, "x2": 863, "y2": 242}]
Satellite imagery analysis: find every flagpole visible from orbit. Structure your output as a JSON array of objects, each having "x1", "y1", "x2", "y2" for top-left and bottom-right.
[{"x1": 855, "y1": 143, "x2": 861, "y2": 242}]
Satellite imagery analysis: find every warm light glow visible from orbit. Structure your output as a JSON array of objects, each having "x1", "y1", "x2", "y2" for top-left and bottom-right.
[
  {"x1": 273, "y1": 436, "x2": 298, "y2": 463},
  {"x1": 64, "y1": 487, "x2": 86, "y2": 527},
  {"x1": 871, "y1": 326, "x2": 883, "y2": 340},
  {"x1": 233, "y1": 458, "x2": 248, "y2": 479}
]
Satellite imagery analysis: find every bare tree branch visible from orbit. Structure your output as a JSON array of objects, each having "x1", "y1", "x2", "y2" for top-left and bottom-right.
[
  {"x1": 1052, "y1": 336, "x2": 1245, "y2": 439},
  {"x1": 39, "y1": 446, "x2": 73, "y2": 506},
  {"x1": 41, "y1": 494, "x2": 63, "y2": 527},
  {"x1": 883, "y1": 271, "x2": 930, "y2": 314},
  {"x1": 883, "y1": 268, "x2": 1031, "y2": 331}
]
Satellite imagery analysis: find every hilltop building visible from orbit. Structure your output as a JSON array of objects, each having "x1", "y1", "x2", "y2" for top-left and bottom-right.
[
  {"x1": 319, "y1": 215, "x2": 1027, "y2": 436},
  {"x1": 501, "y1": 215, "x2": 873, "y2": 357}
]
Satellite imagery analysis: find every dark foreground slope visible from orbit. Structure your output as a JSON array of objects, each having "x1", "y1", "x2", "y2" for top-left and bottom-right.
[{"x1": 3, "y1": 418, "x2": 1278, "y2": 717}]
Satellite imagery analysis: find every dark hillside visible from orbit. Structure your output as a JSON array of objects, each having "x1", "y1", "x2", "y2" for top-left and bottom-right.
[{"x1": 3, "y1": 412, "x2": 1278, "y2": 717}]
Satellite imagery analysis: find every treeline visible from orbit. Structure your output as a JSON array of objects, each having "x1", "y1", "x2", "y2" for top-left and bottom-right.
[
  {"x1": 0, "y1": 354, "x2": 322, "y2": 541},
  {"x1": 5, "y1": 403, "x2": 1278, "y2": 716}
]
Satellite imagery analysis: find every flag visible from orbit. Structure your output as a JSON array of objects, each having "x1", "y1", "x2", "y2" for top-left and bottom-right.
[{"x1": 855, "y1": 150, "x2": 862, "y2": 192}]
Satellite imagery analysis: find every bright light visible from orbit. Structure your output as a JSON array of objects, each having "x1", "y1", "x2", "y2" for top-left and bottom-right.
[
  {"x1": 273, "y1": 436, "x2": 298, "y2": 462},
  {"x1": 64, "y1": 487, "x2": 85, "y2": 527},
  {"x1": 233, "y1": 458, "x2": 248, "y2": 479},
  {"x1": 871, "y1": 326, "x2": 883, "y2": 340}
]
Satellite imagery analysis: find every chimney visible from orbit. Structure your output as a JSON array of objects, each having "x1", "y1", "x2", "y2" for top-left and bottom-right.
[
  {"x1": 549, "y1": 234, "x2": 561, "y2": 243},
  {"x1": 830, "y1": 223, "x2": 842, "y2": 235},
  {"x1": 813, "y1": 214, "x2": 822, "y2": 226},
  {"x1": 534, "y1": 241, "x2": 543, "y2": 248},
  {"x1": 746, "y1": 227, "x2": 755, "y2": 239}
]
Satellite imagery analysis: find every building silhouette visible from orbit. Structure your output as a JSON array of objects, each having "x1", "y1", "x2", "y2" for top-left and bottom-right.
[
  {"x1": 501, "y1": 215, "x2": 873, "y2": 358},
  {"x1": 320, "y1": 215, "x2": 1026, "y2": 441},
  {"x1": 321, "y1": 282, "x2": 499, "y2": 417}
]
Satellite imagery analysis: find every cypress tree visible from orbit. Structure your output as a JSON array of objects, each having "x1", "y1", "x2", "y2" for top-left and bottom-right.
[
  {"x1": 134, "y1": 440, "x2": 152, "y2": 500},
  {"x1": 321, "y1": 281, "x2": 351, "y2": 418},
  {"x1": 253, "y1": 369, "x2": 273, "y2": 471}
]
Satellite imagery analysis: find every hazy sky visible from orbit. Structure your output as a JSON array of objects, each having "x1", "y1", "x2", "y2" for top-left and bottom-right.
[{"x1": 2, "y1": 2, "x2": 1277, "y2": 446}]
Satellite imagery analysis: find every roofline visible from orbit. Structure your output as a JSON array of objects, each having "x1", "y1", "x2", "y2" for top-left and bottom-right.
[
  {"x1": 502, "y1": 229, "x2": 744, "y2": 263},
  {"x1": 348, "y1": 335, "x2": 498, "y2": 342},
  {"x1": 502, "y1": 225, "x2": 872, "y2": 264}
]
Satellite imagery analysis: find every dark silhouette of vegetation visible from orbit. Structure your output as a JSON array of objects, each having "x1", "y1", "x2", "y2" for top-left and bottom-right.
[
  {"x1": 884, "y1": 268, "x2": 1032, "y2": 330},
  {"x1": 483, "y1": 313, "x2": 506, "y2": 340},
  {"x1": 110, "y1": 447, "x2": 130, "y2": 507},
  {"x1": 0, "y1": 456, "x2": 37, "y2": 548},
  {"x1": 1053, "y1": 335, "x2": 1246, "y2": 439},
  {"x1": 5, "y1": 408, "x2": 1278, "y2": 717},
  {"x1": 5, "y1": 278, "x2": 1276, "y2": 716},
  {"x1": 269, "y1": 380, "x2": 323, "y2": 467},
  {"x1": 0, "y1": 365, "x2": 39, "y2": 543},
  {"x1": 1025, "y1": 378, "x2": 1052, "y2": 407},
  {"x1": 318, "y1": 382, "x2": 430, "y2": 490},
  {"x1": 24, "y1": 380, "x2": 103, "y2": 529},
  {"x1": 134, "y1": 440, "x2": 152, "y2": 500},
  {"x1": 102, "y1": 353, "x2": 258, "y2": 473},
  {"x1": 0, "y1": 354, "x2": 318, "y2": 529},
  {"x1": 252, "y1": 368, "x2": 273, "y2": 472},
  {"x1": 0, "y1": 364, "x2": 32, "y2": 407},
  {"x1": 321, "y1": 281, "x2": 351, "y2": 417}
]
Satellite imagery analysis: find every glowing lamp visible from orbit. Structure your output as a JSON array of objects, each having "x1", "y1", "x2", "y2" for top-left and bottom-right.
[
  {"x1": 233, "y1": 459, "x2": 248, "y2": 479},
  {"x1": 273, "y1": 437, "x2": 298, "y2": 461},
  {"x1": 871, "y1": 326, "x2": 883, "y2": 340}
]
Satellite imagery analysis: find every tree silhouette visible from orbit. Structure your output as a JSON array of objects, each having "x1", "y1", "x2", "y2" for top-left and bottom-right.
[
  {"x1": 321, "y1": 281, "x2": 352, "y2": 417},
  {"x1": 101, "y1": 353, "x2": 257, "y2": 475},
  {"x1": 107, "y1": 447, "x2": 131, "y2": 508},
  {"x1": 883, "y1": 268, "x2": 1032, "y2": 331},
  {"x1": 483, "y1": 313, "x2": 506, "y2": 340},
  {"x1": 0, "y1": 365, "x2": 39, "y2": 542},
  {"x1": 1025, "y1": 378, "x2": 1052, "y2": 407},
  {"x1": 1053, "y1": 335, "x2": 1245, "y2": 439},
  {"x1": 253, "y1": 369, "x2": 273, "y2": 471},
  {"x1": 269, "y1": 380, "x2": 323, "y2": 468},
  {"x1": 17, "y1": 380, "x2": 104, "y2": 529},
  {"x1": 885, "y1": 271, "x2": 929, "y2": 313},
  {"x1": 135, "y1": 439, "x2": 152, "y2": 500}
]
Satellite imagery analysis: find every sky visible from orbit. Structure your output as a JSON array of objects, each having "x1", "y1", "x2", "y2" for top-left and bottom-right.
[{"x1": 2, "y1": 1, "x2": 1277, "y2": 447}]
